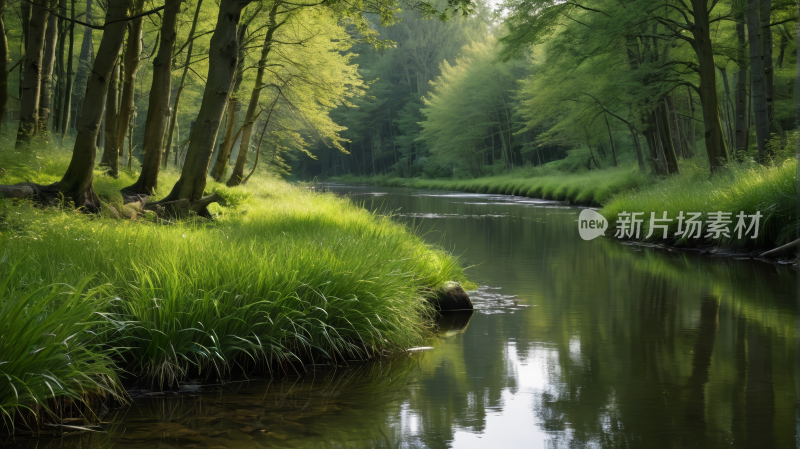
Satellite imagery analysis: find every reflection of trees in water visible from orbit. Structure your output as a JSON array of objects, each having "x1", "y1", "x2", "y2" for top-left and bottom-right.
[{"x1": 528, "y1": 239, "x2": 793, "y2": 448}]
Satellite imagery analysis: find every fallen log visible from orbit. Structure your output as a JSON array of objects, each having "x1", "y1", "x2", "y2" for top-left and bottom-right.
[{"x1": 759, "y1": 238, "x2": 800, "y2": 258}]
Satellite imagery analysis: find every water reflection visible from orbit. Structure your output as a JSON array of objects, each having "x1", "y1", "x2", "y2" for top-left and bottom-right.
[{"x1": 9, "y1": 185, "x2": 796, "y2": 448}]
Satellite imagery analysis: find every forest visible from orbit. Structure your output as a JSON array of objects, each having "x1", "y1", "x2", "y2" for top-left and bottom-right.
[{"x1": 0, "y1": 0, "x2": 798, "y2": 441}]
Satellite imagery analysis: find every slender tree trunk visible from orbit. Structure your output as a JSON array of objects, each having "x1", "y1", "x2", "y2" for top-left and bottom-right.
[
  {"x1": 115, "y1": 3, "x2": 144, "y2": 164},
  {"x1": 717, "y1": 68, "x2": 736, "y2": 152},
  {"x1": 59, "y1": 0, "x2": 75, "y2": 142},
  {"x1": 161, "y1": 0, "x2": 254, "y2": 202},
  {"x1": 227, "y1": 2, "x2": 283, "y2": 187},
  {"x1": 37, "y1": 11, "x2": 57, "y2": 134},
  {"x1": 760, "y1": 0, "x2": 775, "y2": 130},
  {"x1": 652, "y1": 111, "x2": 669, "y2": 173},
  {"x1": 658, "y1": 103, "x2": 680, "y2": 173},
  {"x1": 691, "y1": 0, "x2": 730, "y2": 170},
  {"x1": 0, "y1": 0, "x2": 8, "y2": 128},
  {"x1": 628, "y1": 125, "x2": 646, "y2": 171},
  {"x1": 56, "y1": 0, "x2": 133, "y2": 207},
  {"x1": 99, "y1": 57, "x2": 120, "y2": 175},
  {"x1": 603, "y1": 115, "x2": 618, "y2": 166},
  {"x1": 52, "y1": 0, "x2": 66, "y2": 134},
  {"x1": 163, "y1": 0, "x2": 203, "y2": 169},
  {"x1": 126, "y1": 0, "x2": 180, "y2": 195},
  {"x1": 747, "y1": 0, "x2": 772, "y2": 162},
  {"x1": 735, "y1": 1, "x2": 748, "y2": 160},
  {"x1": 15, "y1": 0, "x2": 50, "y2": 148},
  {"x1": 211, "y1": 24, "x2": 249, "y2": 182},
  {"x1": 70, "y1": 0, "x2": 93, "y2": 129}
]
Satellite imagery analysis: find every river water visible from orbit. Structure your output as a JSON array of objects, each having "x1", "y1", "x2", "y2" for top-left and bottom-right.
[{"x1": 18, "y1": 185, "x2": 798, "y2": 448}]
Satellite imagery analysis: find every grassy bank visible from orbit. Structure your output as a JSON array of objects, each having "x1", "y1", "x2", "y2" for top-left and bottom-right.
[
  {"x1": 0, "y1": 147, "x2": 466, "y2": 431},
  {"x1": 332, "y1": 164, "x2": 652, "y2": 206}
]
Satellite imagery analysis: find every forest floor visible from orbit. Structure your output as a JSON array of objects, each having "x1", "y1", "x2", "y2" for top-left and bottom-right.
[
  {"x1": 330, "y1": 158, "x2": 798, "y2": 252},
  {"x1": 0, "y1": 145, "x2": 467, "y2": 435}
]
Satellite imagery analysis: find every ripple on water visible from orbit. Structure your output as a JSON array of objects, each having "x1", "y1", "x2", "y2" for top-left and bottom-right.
[{"x1": 467, "y1": 286, "x2": 534, "y2": 315}]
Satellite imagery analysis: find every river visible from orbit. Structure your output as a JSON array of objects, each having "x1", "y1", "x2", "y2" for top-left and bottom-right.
[{"x1": 16, "y1": 184, "x2": 798, "y2": 448}]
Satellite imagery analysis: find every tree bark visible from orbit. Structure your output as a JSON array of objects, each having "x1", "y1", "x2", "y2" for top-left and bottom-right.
[
  {"x1": 115, "y1": 1, "x2": 144, "y2": 163},
  {"x1": 628, "y1": 125, "x2": 646, "y2": 171},
  {"x1": 691, "y1": 0, "x2": 730, "y2": 170},
  {"x1": 734, "y1": 0, "x2": 748, "y2": 160},
  {"x1": 0, "y1": 0, "x2": 8, "y2": 128},
  {"x1": 99, "y1": 57, "x2": 121, "y2": 175},
  {"x1": 55, "y1": 0, "x2": 132, "y2": 207},
  {"x1": 52, "y1": 0, "x2": 66, "y2": 134},
  {"x1": 37, "y1": 11, "x2": 57, "y2": 134},
  {"x1": 604, "y1": 115, "x2": 618, "y2": 166},
  {"x1": 163, "y1": 0, "x2": 203, "y2": 169},
  {"x1": 15, "y1": 0, "x2": 50, "y2": 148},
  {"x1": 747, "y1": 0, "x2": 771, "y2": 163},
  {"x1": 227, "y1": 2, "x2": 282, "y2": 187},
  {"x1": 70, "y1": 0, "x2": 94, "y2": 129},
  {"x1": 126, "y1": 0, "x2": 180, "y2": 195},
  {"x1": 161, "y1": 0, "x2": 253, "y2": 203},
  {"x1": 211, "y1": 24, "x2": 249, "y2": 182},
  {"x1": 59, "y1": 0, "x2": 75, "y2": 142},
  {"x1": 760, "y1": 0, "x2": 775, "y2": 130}
]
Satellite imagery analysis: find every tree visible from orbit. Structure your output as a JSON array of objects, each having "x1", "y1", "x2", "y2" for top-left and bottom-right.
[
  {"x1": 15, "y1": 0, "x2": 51, "y2": 148},
  {"x1": 125, "y1": 0, "x2": 182, "y2": 194}
]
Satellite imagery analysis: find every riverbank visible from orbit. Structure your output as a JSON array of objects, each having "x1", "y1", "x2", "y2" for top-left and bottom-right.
[
  {"x1": 330, "y1": 159, "x2": 797, "y2": 251},
  {"x1": 331, "y1": 164, "x2": 650, "y2": 207},
  {"x1": 0, "y1": 147, "x2": 467, "y2": 434}
]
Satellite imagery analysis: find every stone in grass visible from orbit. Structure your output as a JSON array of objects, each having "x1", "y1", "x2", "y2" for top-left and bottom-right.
[{"x1": 429, "y1": 281, "x2": 473, "y2": 312}]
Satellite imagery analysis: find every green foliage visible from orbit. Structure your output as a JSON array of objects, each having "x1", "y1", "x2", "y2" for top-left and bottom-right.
[
  {"x1": 602, "y1": 159, "x2": 798, "y2": 247},
  {"x1": 0, "y1": 270, "x2": 124, "y2": 430}
]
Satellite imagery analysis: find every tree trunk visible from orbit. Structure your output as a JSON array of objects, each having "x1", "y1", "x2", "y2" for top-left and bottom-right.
[
  {"x1": 227, "y1": 3, "x2": 282, "y2": 187},
  {"x1": 15, "y1": 0, "x2": 49, "y2": 148},
  {"x1": 99, "y1": 57, "x2": 121, "y2": 175},
  {"x1": 603, "y1": 115, "x2": 618, "y2": 166},
  {"x1": 0, "y1": 0, "x2": 8, "y2": 128},
  {"x1": 760, "y1": 0, "x2": 775, "y2": 130},
  {"x1": 59, "y1": 0, "x2": 75, "y2": 142},
  {"x1": 70, "y1": 0, "x2": 94, "y2": 129},
  {"x1": 734, "y1": 1, "x2": 748, "y2": 160},
  {"x1": 686, "y1": 85, "x2": 697, "y2": 157},
  {"x1": 161, "y1": 0, "x2": 254, "y2": 202},
  {"x1": 652, "y1": 110, "x2": 669, "y2": 173},
  {"x1": 628, "y1": 125, "x2": 646, "y2": 171},
  {"x1": 747, "y1": 0, "x2": 771, "y2": 163},
  {"x1": 691, "y1": 0, "x2": 730, "y2": 171},
  {"x1": 126, "y1": 0, "x2": 180, "y2": 195},
  {"x1": 163, "y1": 0, "x2": 204, "y2": 169},
  {"x1": 115, "y1": 2, "x2": 144, "y2": 162},
  {"x1": 52, "y1": 0, "x2": 66, "y2": 134},
  {"x1": 211, "y1": 24, "x2": 249, "y2": 182},
  {"x1": 55, "y1": 0, "x2": 132, "y2": 207},
  {"x1": 37, "y1": 11, "x2": 57, "y2": 134}
]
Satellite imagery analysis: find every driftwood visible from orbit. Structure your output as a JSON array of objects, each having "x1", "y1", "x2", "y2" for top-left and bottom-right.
[{"x1": 759, "y1": 238, "x2": 800, "y2": 258}]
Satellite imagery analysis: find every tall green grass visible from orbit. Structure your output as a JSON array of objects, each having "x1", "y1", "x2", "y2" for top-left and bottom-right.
[
  {"x1": 601, "y1": 159, "x2": 797, "y2": 248},
  {"x1": 0, "y1": 268, "x2": 124, "y2": 432},
  {"x1": 332, "y1": 164, "x2": 652, "y2": 206},
  {"x1": 0, "y1": 145, "x2": 466, "y2": 426}
]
